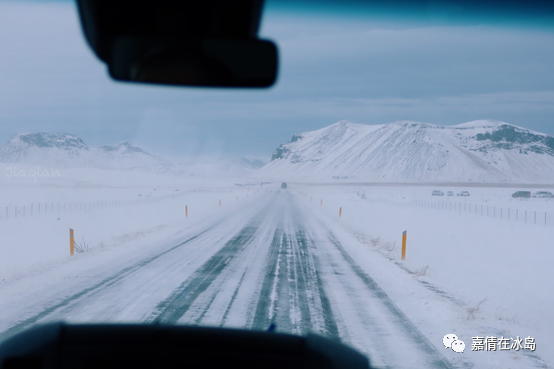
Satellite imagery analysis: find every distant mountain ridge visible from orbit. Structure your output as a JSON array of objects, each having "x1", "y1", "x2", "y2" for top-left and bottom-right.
[
  {"x1": 257, "y1": 120, "x2": 554, "y2": 183},
  {"x1": 0, "y1": 132, "x2": 163, "y2": 170},
  {"x1": 0, "y1": 132, "x2": 266, "y2": 176}
]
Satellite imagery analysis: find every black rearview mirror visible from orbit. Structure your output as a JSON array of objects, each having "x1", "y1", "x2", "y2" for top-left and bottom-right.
[
  {"x1": 109, "y1": 38, "x2": 278, "y2": 88},
  {"x1": 76, "y1": 0, "x2": 279, "y2": 88}
]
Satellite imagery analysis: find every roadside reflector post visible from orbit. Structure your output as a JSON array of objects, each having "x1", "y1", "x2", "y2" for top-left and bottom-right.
[
  {"x1": 339, "y1": 207, "x2": 342, "y2": 217},
  {"x1": 185, "y1": 205, "x2": 188, "y2": 217},
  {"x1": 70, "y1": 228, "x2": 75, "y2": 256},
  {"x1": 401, "y1": 230, "x2": 407, "y2": 260},
  {"x1": 219, "y1": 199, "x2": 222, "y2": 206},
  {"x1": 320, "y1": 199, "x2": 323, "y2": 206}
]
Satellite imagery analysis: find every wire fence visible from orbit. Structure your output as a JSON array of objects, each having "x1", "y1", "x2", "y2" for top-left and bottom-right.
[
  {"x1": 355, "y1": 191, "x2": 553, "y2": 227},
  {"x1": 0, "y1": 191, "x2": 187, "y2": 220},
  {"x1": 406, "y1": 199, "x2": 553, "y2": 227}
]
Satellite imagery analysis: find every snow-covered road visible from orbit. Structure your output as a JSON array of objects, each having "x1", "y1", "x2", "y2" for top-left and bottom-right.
[{"x1": 0, "y1": 190, "x2": 457, "y2": 369}]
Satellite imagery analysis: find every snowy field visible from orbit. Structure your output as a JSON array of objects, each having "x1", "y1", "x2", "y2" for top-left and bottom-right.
[
  {"x1": 295, "y1": 183, "x2": 554, "y2": 368},
  {"x1": 0, "y1": 171, "x2": 552, "y2": 369},
  {"x1": 0, "y1": 167, "x2": 262, "y2": 280}
]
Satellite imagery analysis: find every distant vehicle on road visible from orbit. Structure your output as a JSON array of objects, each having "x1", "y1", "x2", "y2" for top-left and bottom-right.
[
  {"x1": 281, "y1": 183, "x2": 287, "y2": 189},
  {"x1": 512, "y1": 191, "x2": 531, "y2": 198},
  {"x1": 432, "y1": 190, "x2": 444, "y2": 196},
  {"x1": 447, "y1": 191, "x2": 454, "y2": 196},
  {"x1": 533, "y1": 191, "x2": 554, "y2": 198},
  {"x1": 457, "y1": 191, "x2": 470, "y2": 196}
]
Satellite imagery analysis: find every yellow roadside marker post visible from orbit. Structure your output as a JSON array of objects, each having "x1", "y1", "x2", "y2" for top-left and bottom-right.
[
  {"x1": 70, "y1": 228, "x2": 75, "y2": 256},
  {"x1": 339, "y1": 207, "x2": 342, "y2": 217},
  {"x1": 401, "y1": 230, "x2": 407, "y2": 260}
]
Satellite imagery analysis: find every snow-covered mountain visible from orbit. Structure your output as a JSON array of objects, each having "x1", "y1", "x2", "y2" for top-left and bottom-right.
[
  {"x1": 0, "y1": 133, "x2": 164, "y2": 170},
  {"x1": 256, "y1": 120, "x2": 554, "y2": 183},
  {"x1": 0, "y1": 133, "x2": 265, "y2": 176}
]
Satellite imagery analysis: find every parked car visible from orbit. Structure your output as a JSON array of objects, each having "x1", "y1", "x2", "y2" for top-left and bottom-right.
[
  {"x1": 533, "y1": 191, "x2": 554, "y2": 198},
  {"x1": 281, "y1": 183, "x2": 287, "y2": 189},
  {"x1": 512, "y1": 191, "x2": 531, "y2": 198},
  {"x1": 447, "y1": 191, "x2": 454, "y2": 196},
  {"x1": 432, "y1": 190, "x2": 444, "y2": 196},
  {"x1": 457, "y1": 191, "x2": 470, "y2": 196}
]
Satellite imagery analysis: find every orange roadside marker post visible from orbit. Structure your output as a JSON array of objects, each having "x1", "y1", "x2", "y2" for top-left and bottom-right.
[
  {"x1": 69, "y1": 228, "x2": 75, "y2": 256},
  {"x1": 401, "y1": 230, "x2": 407, "y2": 260}
]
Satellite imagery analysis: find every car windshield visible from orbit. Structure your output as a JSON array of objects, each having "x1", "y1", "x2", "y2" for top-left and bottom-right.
[{"x1": 0, "y1": 1, "x2": 553, "y2": 368}]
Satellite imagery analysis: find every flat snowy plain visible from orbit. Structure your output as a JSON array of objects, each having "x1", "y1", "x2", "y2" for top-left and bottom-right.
[{"x1": 0, "y1": 169, "x2": 552, "y2": 369}]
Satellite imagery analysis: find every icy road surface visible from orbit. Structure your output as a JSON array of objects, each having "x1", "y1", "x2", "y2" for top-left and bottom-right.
[{"x1": 0, "y1": 190, "x2": 455, "y2": 369}]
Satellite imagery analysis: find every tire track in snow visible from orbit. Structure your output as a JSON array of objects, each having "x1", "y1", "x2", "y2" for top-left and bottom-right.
[
  {"x1": 251, "y1": 228, "x2": 284, "y2": 330},
  {"x1": 289, "y1": 230, "x2": 313, "y2": 334},
  {"x1": 326, "y1": 233, "x2": 455, "y2": 369},
  {"x1": 218, "y1": 268, "x2": 248, "y2": 327},
  {"x1": 250, "y1": 199, "x2": 340, "y2": 339},
  {"x1": 296, "y1": 230, "x2": 340, "y2": 340},
  {"x1": 148, "y1": 226, "x2": 259, "y2": 324}
]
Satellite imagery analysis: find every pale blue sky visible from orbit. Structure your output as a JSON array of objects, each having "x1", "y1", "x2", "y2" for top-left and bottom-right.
[{"x1": 0, "y1": 1, "x2": 553, "y2": 159}]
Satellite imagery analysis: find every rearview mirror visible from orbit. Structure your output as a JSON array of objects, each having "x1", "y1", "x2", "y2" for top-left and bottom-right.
[
  {"x1": 109, "y1": 37, "x2": 278, "y2": 88},
  {"x1": 76, "y1": 0, "x2": 279, "y2": 88}
]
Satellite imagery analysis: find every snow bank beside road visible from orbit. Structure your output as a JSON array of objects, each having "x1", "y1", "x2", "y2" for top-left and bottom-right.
[
  {"x1": 0, "y1": 178, "x2": 265, "y2": 283},
  {"x1": 297, "y1": 185, "x2": 553, "y2": 368}
]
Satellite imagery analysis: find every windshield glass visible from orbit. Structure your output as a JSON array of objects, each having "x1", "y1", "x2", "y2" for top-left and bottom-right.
[{"x1": 0, "y1": 1, "x2": 553, "y2": 368}]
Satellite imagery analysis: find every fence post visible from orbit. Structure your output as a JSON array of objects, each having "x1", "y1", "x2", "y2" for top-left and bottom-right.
[
  {"x1": 320, "y1": 199, "x2": 323, "y2": 206},
  {"x1": 70, "y1": 228, "x2": 75, "y2": 256},
  {"x1": 186, "y1": 205, "x2": 188, "y2": 217},
  {"x1": 402, "y1": 231, "x2": 407, "y2": 260}
]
